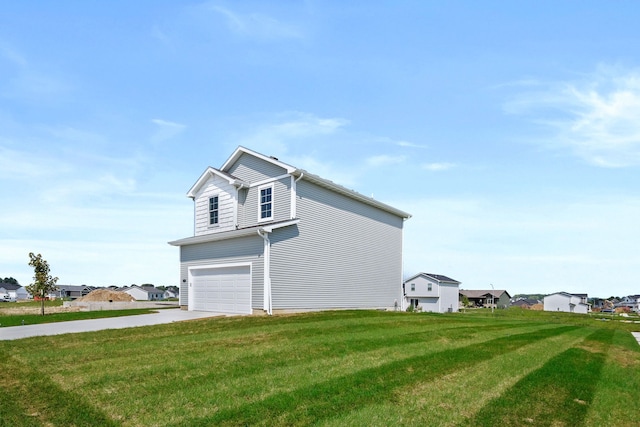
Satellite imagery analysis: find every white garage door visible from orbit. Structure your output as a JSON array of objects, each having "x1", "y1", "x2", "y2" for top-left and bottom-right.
[{"x1": 190, "y1": 266, "x2": 251, "y2": 314}]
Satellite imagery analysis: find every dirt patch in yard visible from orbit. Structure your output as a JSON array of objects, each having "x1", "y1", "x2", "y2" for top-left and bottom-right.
[{"x1": 78, "y1": 289, "x2": 134, "y2": 302}]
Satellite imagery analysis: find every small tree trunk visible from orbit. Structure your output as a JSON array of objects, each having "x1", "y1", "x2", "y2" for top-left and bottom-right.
[{"x1": 40, "y1": 293, "x2": 45, "y2": 316}]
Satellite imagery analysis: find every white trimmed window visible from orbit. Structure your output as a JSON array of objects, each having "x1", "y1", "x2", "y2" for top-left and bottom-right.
[
  {"x1": 209, "y1": 196, "x2": 219, "y2": 225},
  {"x1": 428, "y1": 283, "x2": 432, "y2": 291},
  {"x1": 259, "y1": 184, "x2": 273, "y2": 221},
  {"x1": 411, "y1": 283, "x2": 415, "y2": 291}
]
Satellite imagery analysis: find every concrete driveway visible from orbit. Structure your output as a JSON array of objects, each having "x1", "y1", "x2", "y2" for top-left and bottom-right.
[{"x1": 0, "y1": 309, "x2": 226, "y2": 341}]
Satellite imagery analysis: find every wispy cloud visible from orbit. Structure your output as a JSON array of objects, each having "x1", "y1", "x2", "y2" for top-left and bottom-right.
[
  {"x1": 505, "y1": 66, "x2": 640, "y2": 167},
  {"x1": 366, "y1": 154, "x2": 406, "y2": 167},
  {"x1": 239, "y1": 112, "x2": 349, "y2": 156},
  {"x1": 151, "y1": 118, "x2": 186, "y2": 142},
  {"x1": 209, "y1": 4, "x2": 303, "y2": 40},
  {"x1": 0, "y1": 39, "x2": 71, "y2": 100},
  {"x1": 396, "y1": 140, "x2": 427, "y2": 148},
  {"x1": 372, "y1": 136, "x2": 426, "y2": 149},
  {"x1": 422, "y1": 162, "x2": 456, "y2": 171},
  {"x1": 0, "y1": 145, "x2": 51, "y2": 179}
]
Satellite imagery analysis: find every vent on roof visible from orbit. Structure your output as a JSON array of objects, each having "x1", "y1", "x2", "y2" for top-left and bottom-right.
[{"x1": 270, "y1": 156, "x2": 279, "y2": 161}]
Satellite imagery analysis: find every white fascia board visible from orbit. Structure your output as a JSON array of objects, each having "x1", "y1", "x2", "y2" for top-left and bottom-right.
[
  {"x1": 221, "y1": 146, "x2": 297, "y2": 174},
  {"x1": 168, "y1": 220, "x2": 300, "y2": 246},
  {"x1": 168, "y1": 228, "x2": 259, "y2": 246},
  {"x1": 186, "y1": 167, "x2": 247, "y2": 198},
  {"x1": 403, "y1": 273, "x2": 425, "y2": 284}
]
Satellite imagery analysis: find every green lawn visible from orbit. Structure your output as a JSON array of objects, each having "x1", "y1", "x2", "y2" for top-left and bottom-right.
[
  {"x1": 1, "y1": 309, "x2": 638, "y2": 426},
  {"x1": 0, "y1": 308, "x2": 158, "y2": 327}
]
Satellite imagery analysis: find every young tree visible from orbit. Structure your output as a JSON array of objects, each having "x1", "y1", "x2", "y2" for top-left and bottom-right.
[{"x1": 26, "y1": 252, "x2": 59, "y2": 316}]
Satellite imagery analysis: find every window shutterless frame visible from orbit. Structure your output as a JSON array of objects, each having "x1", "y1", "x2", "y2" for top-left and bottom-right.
[
  {"x1": 209, "y1": 195, "x2": 219, "y2": 225},
  {"x1": 258, "y1": 184, "x2": 274, "y2": 222}
]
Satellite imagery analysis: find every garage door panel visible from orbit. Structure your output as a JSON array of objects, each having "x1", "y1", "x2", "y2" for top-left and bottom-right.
[{"x1": 190, "y1": 266, "x2": 251, "y2": 314}]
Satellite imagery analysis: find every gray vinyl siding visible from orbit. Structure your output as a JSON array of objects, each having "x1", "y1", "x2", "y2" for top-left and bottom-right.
[
  {"x1": 238, "y1": 176, "x2": 291, "y2": 228},
  {"x1": 179, "y1": 235, "x2": 264, "y2": 309},
  {"x1": 269, "y1": 179, "x2": 404, "y2": 310},
  {"x1": 227, "y1": 153, "x2": 288, "y2": 183}
]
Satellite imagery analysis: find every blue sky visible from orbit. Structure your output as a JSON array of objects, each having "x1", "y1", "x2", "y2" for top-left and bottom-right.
[{"x1": 1, "y1": 1, "x2": 639, "y2": 298}]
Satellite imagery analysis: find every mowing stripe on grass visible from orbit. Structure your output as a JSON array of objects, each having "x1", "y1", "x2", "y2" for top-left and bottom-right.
[
  {"x1": 168, "y1": 325, "x2": 578, "y2": 426},
  {"x1": 0, "y1": 349, "x2": 118, "y2": 427},
  {"x1": 321, "y1": 326, "x2": 594, "y2": 426},
  {"x1": 464, "y1": 329, "x2": 613, "y2": 427}
]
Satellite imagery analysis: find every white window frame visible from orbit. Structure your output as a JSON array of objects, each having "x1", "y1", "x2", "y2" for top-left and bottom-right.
[
  {"x1": 258, "y1": 184, "x2": 274, "y2": 222},
  {"x1": 209, "y1": 195, "x2": 220, "y2": 226}
]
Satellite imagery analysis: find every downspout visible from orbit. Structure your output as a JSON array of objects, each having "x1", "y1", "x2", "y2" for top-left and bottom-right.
[
  {"x1": 257, "y1": 229, "x2": 272, "y2": 315},
  {"x1": 291, "y1": 172, "x2": 304, "y2": 219}
]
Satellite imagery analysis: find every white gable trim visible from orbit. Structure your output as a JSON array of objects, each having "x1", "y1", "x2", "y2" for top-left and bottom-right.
[{"x1": 187, "y1": 167, "x2": 247, "y2": 199}]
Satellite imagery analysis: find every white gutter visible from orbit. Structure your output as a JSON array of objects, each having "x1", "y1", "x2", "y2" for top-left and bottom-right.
[{"x1": 257, "y1": 229, "x2": 272, "y2": 315}]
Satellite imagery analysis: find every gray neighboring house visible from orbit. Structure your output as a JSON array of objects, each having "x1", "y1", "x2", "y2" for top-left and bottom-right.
[
  {"x1": 459, "y1": 289, "x2": 511, "y2": 309},
  {"x1": 55, "y1": 285, "x2": 94, "y2": 300},
  {"x1": 403, "y1": 273, "x2": 460, "y2": 313},
  {"x1": 169, "y1": 146, "x2": 411, "y2": 315}
]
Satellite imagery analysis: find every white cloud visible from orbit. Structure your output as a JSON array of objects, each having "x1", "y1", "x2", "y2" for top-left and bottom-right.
[
  {"x1": 396, "y1": 140, "x2": 427, "y2": 148},
  {"x1": 0, "y1": 40, "x2": 72, "y2": 101},
  {"x1": 209, "y1": 4, "x2": 303, "y2": 40},
  {"x1": 505, "y1": 66, "x2": 640, "y2": 167},
  {"x1": 288, "y1": 154, "x2": 359, "y2": 188},
  {"x1": 238, "y1": 112, "x2": 349, "y2": 156},
  {"x1": 151, "y1": 118, "x2": 186, "y2": 142},
  {"x1": 366, "y1": 154, "x2": 406, "y2": 167},
  {"x1": 0, "y1": 145, "x2": 51, "y2": 179},
  {"x1": 422, "y1": 162, "x2": 456, "y2": 171}
]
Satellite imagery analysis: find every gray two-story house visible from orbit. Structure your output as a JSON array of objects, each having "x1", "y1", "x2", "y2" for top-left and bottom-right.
[{"x1": 169, "y1": 146, "x2": 411, "y2": 315}]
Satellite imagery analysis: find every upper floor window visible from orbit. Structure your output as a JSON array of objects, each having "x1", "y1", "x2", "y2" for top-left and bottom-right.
[
  {"x1": 209, "y1": 196, "x2": 219, "y2": 225},
  {"x1": 410, "y1": 283, "x2": 415, "y2": 292},
  {"x1": 428, "y1": 283, "x2": 432, "y2": 292},
  {"x1": 259, "y1": 185, "x2": 273, "y2": 221}
]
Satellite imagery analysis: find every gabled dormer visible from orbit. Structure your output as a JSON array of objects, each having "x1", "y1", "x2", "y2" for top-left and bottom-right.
[
  {"x1": 187, "y1": 167, "x2": 248, "y2": 236},
  {"x1": 187, "y1": 147, "x2": 300, "y2": 236}
]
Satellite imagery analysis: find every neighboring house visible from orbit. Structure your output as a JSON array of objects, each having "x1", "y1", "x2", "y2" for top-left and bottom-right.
[
  {"x1": 543, "y1": 292, "x2": 590, "y2": 314},
  {"x1": 403, "y1": 273, "x2": 460, "y2": 313},
  {"x1": 54, "y1": 285, "x2": 94, "y2": 300},
  {"x1": 459, "y1": 289, "x2": 511, "y2": 309},
  {"x1": 169, "y1": 146, "x2": 411, "y2": 315},
  {"x1": 615, "y1": 295, "x2": 640, "y2": 312},
  {"x1": 163, "y1": 287, "x2": 179, "y2": 299},
  {"x1": 122, "y1": 285, "x2": 164, "y2": 301},
  {"x1": 0, "y1": 283, "x2": 29, "y2": 300}
]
